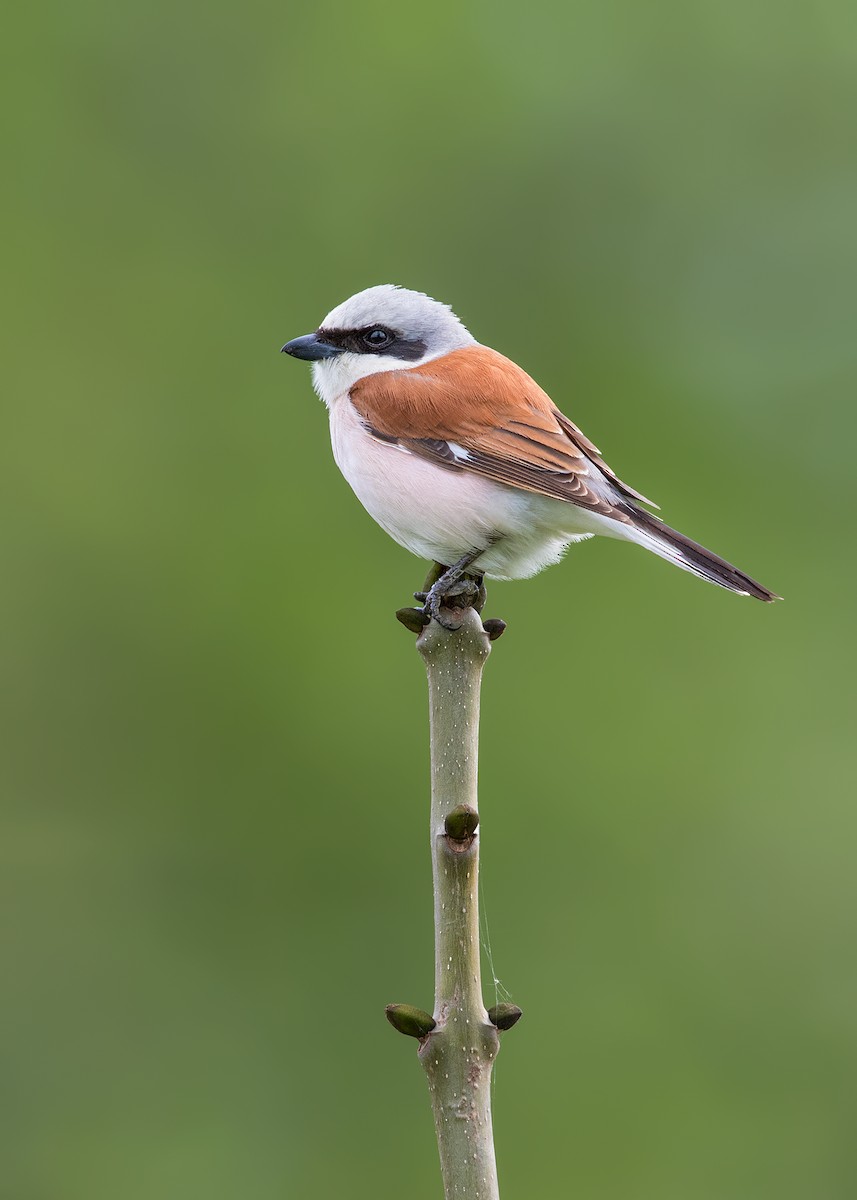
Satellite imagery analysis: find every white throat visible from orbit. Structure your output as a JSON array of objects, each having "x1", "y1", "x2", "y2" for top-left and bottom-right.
[{"x1": 312, "y1": 342, "x2": 472, "y2": 409}]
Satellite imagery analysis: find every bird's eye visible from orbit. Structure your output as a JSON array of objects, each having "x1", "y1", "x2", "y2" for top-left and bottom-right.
[{"x1": 363, "y1": 327, "x2": 391, "y2": 348}]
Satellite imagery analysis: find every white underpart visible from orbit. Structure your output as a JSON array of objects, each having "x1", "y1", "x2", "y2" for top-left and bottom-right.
[{"x1": 329, "y1": 399, "x2": 636, "y2": 581}]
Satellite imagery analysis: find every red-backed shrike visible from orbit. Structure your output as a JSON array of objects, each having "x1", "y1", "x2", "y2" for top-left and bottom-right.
[{"x1": 282, "y1": 285, "x2": 777, "y2": 619}]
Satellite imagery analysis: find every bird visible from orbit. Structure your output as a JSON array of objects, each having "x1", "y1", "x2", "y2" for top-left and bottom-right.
[{"x1": 282, "y1": 284, "x2": 778, "y2": 622}]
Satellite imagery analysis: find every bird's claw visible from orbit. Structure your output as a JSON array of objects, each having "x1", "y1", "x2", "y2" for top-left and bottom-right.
[{"x1": 421, "y1": 577, "x2": 483, "y2": 630}]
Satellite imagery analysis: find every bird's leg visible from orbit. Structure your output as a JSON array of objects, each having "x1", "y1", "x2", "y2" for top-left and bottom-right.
[
  {"x1": 415, "y1": 550, "x2": 485, "y2": 630},
  {"x1": 415, "y1": 562, "x2": 446, "y2": 599}
]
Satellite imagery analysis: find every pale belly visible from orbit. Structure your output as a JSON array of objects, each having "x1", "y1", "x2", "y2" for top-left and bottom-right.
[{"x1": 328, "y1": 399, "x2": 624, "y2": 580}]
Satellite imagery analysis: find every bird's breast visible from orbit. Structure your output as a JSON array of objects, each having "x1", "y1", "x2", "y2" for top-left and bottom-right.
[
  {"x1": 327, "y1": 397, "x2": 607, "y2": 579},
  {"x1": 328, "y1": 399, "x2": 516, "y2": 563}
]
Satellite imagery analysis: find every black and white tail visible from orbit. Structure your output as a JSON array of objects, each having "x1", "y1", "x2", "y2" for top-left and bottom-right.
[{"x1": 624, "y1": 506, "x2": 779, "y2": 602}]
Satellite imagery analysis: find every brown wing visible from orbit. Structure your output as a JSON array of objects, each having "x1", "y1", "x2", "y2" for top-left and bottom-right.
[{"x1": 348, "y1": 345, "x2": 658, "y2": 520}]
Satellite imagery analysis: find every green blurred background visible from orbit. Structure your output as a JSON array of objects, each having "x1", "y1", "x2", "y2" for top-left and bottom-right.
[{"x1": 3, "y1": 1, "x2": 856, "y2": 1196}]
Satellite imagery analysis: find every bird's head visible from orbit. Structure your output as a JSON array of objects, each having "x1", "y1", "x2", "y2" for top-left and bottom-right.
[{"x1": 281, "y1": 284, "x2": 475, "y2": 406}]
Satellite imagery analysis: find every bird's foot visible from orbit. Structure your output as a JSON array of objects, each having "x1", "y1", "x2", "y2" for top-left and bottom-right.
[
  {"x1": 426, "y1": 577, "x2": 481, "y2": 629},
  {"x1": 414, "y1": 560, "x2": 487, "y2": 630}
]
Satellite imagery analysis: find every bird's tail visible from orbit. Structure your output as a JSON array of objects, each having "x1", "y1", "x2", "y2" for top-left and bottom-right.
[{"x1": 622, "y1": 506, "x2": 779, "y2": 602}]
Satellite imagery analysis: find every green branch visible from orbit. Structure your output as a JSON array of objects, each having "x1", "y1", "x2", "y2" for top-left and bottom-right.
[{"x1": 388, "y1": 585, "x2": 518, "y2": 1199}]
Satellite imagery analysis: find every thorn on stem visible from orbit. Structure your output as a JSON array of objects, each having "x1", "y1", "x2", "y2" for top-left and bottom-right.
[
  {"x1": 385, "y1": 1003, "x2": 437, "y2": 1039},
  {"x1": 487, "y1": 1002, "x2": 522, "y2": 1031},
  {"x1": 396, "y1": 607, "x2": 431, "y2": 634},
  {"x1": 482, "y1": 619, "x2": 507, "y2": 641}
]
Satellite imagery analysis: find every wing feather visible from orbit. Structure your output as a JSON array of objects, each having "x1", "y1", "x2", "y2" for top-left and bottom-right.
[{"x1": 349, "y1": 345, "x2": 658, "y2": 520}]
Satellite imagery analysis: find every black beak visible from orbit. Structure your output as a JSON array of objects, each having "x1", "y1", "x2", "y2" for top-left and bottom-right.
[{"x1": 280, "y1": 332, "x2": 344, "y2": 361}]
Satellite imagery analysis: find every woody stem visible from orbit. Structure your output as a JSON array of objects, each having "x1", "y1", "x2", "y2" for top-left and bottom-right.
[{"x1": 416, "y1": 607, "x2": 500, "y2": 1200}]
